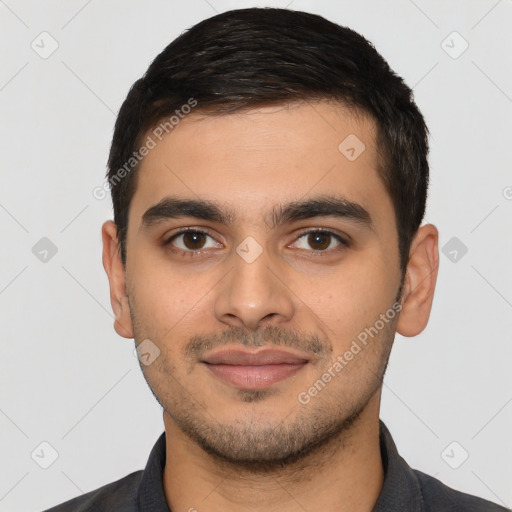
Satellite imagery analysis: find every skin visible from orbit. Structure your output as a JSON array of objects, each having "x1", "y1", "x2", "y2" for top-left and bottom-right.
[{"x1": 102, "y1": 101, "x2": 439, "y2": 512}]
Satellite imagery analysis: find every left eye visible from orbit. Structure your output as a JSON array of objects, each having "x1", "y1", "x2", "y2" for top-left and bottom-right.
[
  {"x1": 292, "y1": 231, "x2": 344, "y2": 251},
  {"x1": 168, "y1": 231, "x2": 220, "y2": 251}
]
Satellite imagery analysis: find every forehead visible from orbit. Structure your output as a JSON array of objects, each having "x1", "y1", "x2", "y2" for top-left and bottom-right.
[{"x1": 129, "y1": 101, "x2": 392, "y2": 229}]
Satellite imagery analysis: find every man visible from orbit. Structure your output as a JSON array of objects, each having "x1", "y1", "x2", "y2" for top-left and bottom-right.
[{"x1": 45, "y1": 7, "x2": 508, "y2": 512}]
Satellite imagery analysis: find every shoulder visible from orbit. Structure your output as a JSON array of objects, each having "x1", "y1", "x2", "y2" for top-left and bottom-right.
[
  {"x1": 42, "y1": 470, "x2": 143, "y2": 512},
  {"x1": 415, "y1": 469, "x2": 510, "y2": 512}
]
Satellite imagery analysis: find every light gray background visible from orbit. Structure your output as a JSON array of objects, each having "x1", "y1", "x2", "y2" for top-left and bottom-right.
[{"x1": 1, "y1": 1, "x2": 511, "y2": 511}]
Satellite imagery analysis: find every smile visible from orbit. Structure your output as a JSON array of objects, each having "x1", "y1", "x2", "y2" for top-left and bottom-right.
[{"x1": 201, "y1": 349, "x2": 309, "y2": 389}]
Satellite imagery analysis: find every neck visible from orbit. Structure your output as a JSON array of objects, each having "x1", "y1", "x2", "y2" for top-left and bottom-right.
[{"x1": 162, "y1": 393, "x2": 384, "y2": 512}]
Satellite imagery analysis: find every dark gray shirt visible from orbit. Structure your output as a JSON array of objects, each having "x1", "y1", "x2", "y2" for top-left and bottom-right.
[{"x1": 44, "y1": 422, "x2": 509, "y2": 511}]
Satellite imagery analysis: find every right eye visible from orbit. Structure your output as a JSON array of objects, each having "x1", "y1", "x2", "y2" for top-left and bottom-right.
[{"x1": 165, "y1": 229, "x2": 222, "y2": 252}]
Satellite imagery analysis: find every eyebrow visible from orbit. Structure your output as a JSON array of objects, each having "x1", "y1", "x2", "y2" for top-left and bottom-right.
[
  {"x1": 142, "y1": 198, "x2": 233, "y2": 227},
  {"x1": 269, "y1": 196, "x2": 373, "y2": 230},
  {"x1": 141, "y1": 195, "x2": 373, "y2": 230}
]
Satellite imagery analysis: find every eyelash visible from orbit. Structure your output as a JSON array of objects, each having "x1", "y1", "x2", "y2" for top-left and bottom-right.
[
  {"x1": 164, "y1": 227, "x2": 350, "y2": 256},
  {"x1": 164, "y1": 228, "x2": 219, "y2": 257},
  {"x1": 293, "y1": 228, "x2": 350, "y2": 252}
]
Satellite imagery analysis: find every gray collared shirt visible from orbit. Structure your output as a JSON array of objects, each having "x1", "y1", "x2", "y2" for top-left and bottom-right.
[{"x1": 44, "y1": 421, "x2": 509, "y2": 511}]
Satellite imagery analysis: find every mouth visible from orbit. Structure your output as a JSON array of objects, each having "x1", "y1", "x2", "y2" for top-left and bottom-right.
[{"x1": 201, "y1": 348, "x2": 309, "y2": 390}]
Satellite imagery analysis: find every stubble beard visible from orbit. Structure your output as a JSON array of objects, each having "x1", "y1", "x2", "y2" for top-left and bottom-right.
[
  {"x1": 132, "y1": 319, "x2": 395, "y2": 473},
  {"x1": 160, "y1": 379, "x2": 384, "y2": 473}
]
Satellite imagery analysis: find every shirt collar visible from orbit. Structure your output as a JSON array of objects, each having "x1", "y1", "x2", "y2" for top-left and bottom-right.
[
  {"x1": 137, "y1": 421, "x2": 423, "y2": 512},
  {"x1": 138, "y1": 432, "x2": 170, "y2": 511},
  {"x1": 372, "y1": 421, "x2": 424, "y2": 512}
]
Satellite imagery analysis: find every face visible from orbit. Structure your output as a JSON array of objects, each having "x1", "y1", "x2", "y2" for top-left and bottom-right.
[{"x1": 106, "y1": 102, "x2": 413, "y2": 467}]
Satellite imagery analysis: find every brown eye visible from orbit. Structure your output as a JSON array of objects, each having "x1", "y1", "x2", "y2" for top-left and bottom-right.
[
  {"x1": 168, "y1": 230, "x2": 220, "y2": 252},
  {"x1": 292, "y1": 230, "x2": 346, "y2": 252},
  {"x1": 307, "y1": 232, "x2": 332, "y2": 250},
  {"x1": 182, "y1": 231, "x2": 207, "y2": 250}
]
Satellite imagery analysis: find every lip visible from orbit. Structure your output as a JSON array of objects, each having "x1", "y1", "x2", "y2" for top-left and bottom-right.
[{"x1": 202, "y1": 349, "x2": 309, "y2": 390}]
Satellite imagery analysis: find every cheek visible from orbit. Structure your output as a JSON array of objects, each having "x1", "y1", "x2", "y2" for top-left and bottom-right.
[
  {"x1": 127, "y1": 253, "x2": 216, "y2": 339},
  {"x1": 307, "y1": 256, "x2": 399, "y2": 346}
]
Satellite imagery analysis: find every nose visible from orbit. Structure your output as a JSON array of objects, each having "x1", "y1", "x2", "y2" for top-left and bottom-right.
[{"x1": 213, "y1": 246, "x2": 296, "y2": 331}]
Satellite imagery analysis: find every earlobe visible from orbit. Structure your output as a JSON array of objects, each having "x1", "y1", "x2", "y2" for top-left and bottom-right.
[
  {"x1": 101, "y1": 221, "x2": 134, "y2": 339},
  {"x1": 396, "y1": 224, "x2": 439, "y2": 338}
]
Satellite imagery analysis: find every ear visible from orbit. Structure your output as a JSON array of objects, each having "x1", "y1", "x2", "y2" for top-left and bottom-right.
[
  {"x1": 396, "y1": 224, "x2": 439, "y2": 337},
  {"x1": 102, "y1": 221, "x2": 134, "y2": 338}
]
